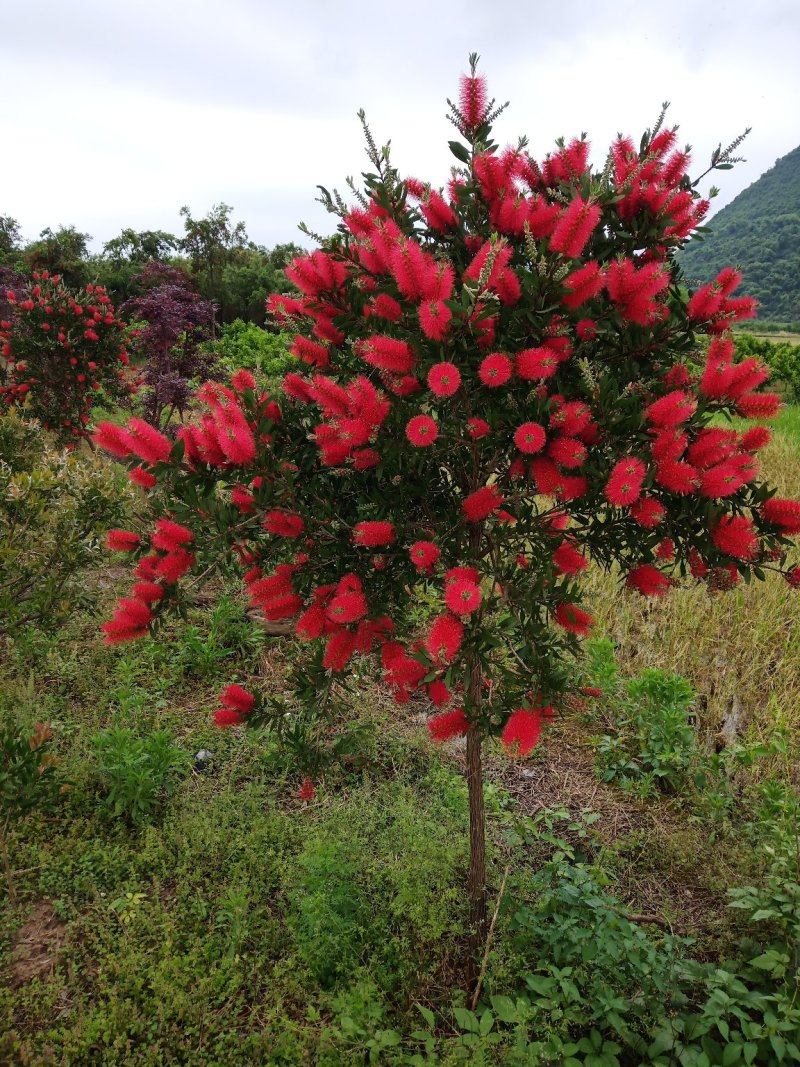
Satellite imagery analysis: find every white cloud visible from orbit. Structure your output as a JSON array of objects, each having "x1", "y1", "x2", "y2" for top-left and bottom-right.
[{"x1": 2, "y1": 0, "x2": 797, "y2": 250}]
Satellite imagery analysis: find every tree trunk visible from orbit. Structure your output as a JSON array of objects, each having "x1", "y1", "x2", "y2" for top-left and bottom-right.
[
  {"x1": 466, "y1": 728, "x2": 487, "y2": 941},
  {"x1": 465, "y1": 641, "x2": 487, "y2": 990}
]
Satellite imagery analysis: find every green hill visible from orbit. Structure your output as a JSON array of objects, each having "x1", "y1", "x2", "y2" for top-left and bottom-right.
[{"x1": 679, "y1": 144, "x2": 800, "y2": 322}]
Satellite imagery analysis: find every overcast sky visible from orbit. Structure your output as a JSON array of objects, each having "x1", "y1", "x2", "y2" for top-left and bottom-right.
[{"x1": 2, "y1": 0, "x2": 798, "y2": 253}]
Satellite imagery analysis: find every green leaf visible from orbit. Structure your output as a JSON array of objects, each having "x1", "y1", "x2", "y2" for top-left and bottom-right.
[
  {"x1": 490, "y1": 995, "x2": 518, "y2": 1024},
  {"x1": 453, "y1": 1007, "x2": 480, "y2": 1033},
  {"x1": 416, "y1": 1004, "x2": 435, "y2": 1028},
  {"x1": 448, "y1": 140, "x2": 471, "y2": 164}
]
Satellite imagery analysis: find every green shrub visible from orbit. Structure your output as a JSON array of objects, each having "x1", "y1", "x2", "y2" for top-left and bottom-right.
[
  {"x1": 734, "y1": 333, "x2": 800, "y2": 402},
  {"x1": 210, "y1": 319, "x2": 295, "y2": 381},
  {"x1": 0, "y1": 409, "x2": 131, "y2": 637},
  {"x1": 584, "y1": 639, "x2": 697, "y2": 795},
  {"x1": 91, "y1": 726, "x2": 187, "y2": 826}
]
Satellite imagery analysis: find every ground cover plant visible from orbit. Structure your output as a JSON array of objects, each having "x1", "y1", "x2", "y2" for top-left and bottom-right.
[{"x1": 1, "y1": 56, "x2": 799, "y2": 1067}]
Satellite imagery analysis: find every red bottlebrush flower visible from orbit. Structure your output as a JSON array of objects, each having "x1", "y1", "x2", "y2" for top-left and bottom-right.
[
  {"x1": 406, "y1": 414, "x2": 439, "y2": 447},
  {"x1": 106, "y1": 529, "x2": 140, "y2": 552},
  {"x1": 323, "y1": 630, "x2": 357, "y2": 671},
  {"x1": 462, "y1": 485, "x2": 504, "y2": 522},
  {"x1": 353, "y1": 448, "x2": 381, "y2": 470},
  {"x1": 220, "y1": 683, "x2": 256, "y2": 714},
  {"x1": 231, "y1": 368, "x2": 256, "y2": 392},
  {"x1": 479, "y1": 352, "x2": 513, "y2": 387},
  {"x1": 740, "y1": 426, "x2": 772, "y2": 452},
  {"x1": 502, "y1": 706, "x2": 544, "y2": 757},
  {"x1": 762, "y1": 497, "x2": 800, "y2": 535},
  {"x1": 698, "y1": 461, "x2": 748, "y2": 499},
  {"x1": 553, "y1": 540, "x2": 587, "y2": 575},
  {"x1": 295, "y1": 604, "x2": 328, "y2": 641},
  {"x1": 561, "y1": 261, "x2": 604, "y2": 309},
  {"x1": 353, "y1": 520, "x2": 395, "y2": 546},
  {"x1": 627, "y1": 564, "x2": 670, "y2": 597},
  {"x1": 466, "y1": 417, "x2": 491, "y2": 439},
  {"x1": 554, "y1": 603, "x2": 594, "y2": 636},
  {"x1": 129, "y1": 466, "x2": 157, "y2": 489},
  {"x1": 687, "y1": 282, "x2": 724, "y2": 322},
  {"x1": 428, "y1": 679, "x2": 451, "y2": 706},
  {"x1": 548, "y1": 436, "x2": 587, "y2": 469},
  {"x1": 427, "y1": 362, "x2": 461, "y2": 397},
  {"x1": 459, "y1": 73, "x2": 488, "y2": 130},
  {"x1": 549, "y1": 197, "x2": 601, "y2": 258},
  {"x1": 645, "y1": 390, "x2": 697, "y2": 429},
  {"x1": 151, "y1": 519, "x2": 194, "y2": 551},
  {"x1": 369, "y1": 293, "x2": 403, "y2": 321},
  {"x1": 126, "y1": 418, "x2": 173, "y2": 465},
  {"x1": 419, "y1": 300, "x2": 453, "y2": 341},
  {"x1": 688, "y1": 547, "x2": 710, "y2": 579},
  {"x1": 605, "y1": 457, "x2": 646, "y2": 506},
  {"x1": 656, "y1": 538, "x2": 675, "y2": 561},
  {"x1": 785, "y1": 566, "x2": 800, "y2": 589},
  {"x1": 575, "y1": 319, "x2": 598, "y2": 341},
  {"x1": 299, "y1": 777, "x2": 315, "y2": 802},
  {"x1": 410, "y1": 540, "x2": 440, "y2": 573},
  {"x1": 101, "y1": 597, "x2": 153, "y2": 643},
  {"x1": 358, "y1": 335, "x2": 415, "y2": 374},
  {"x1": 529, "y1": 456, "x2": 562, "y2": 494},
  {"x1": 514, "y1": 421, "x2": 546, "y2": 454},
  {"x1": 550, "y1": 400, "x2": 591, "y2": 437},
  {"x1": 326, "y1": 590, "x2": 368, "y2": 624},
  {"x1": 445, "y1": 566, "x2": 480, "y2": 584},
  {"x1": 655, "y1": 460, "x2": 698, "y2": 495},
  {"x1": 156, "y1": 548, "x2": 195, "y2": 584},
  {"x1": 736, "y1": 392, "x2": 781, "y2": 419},
  {"x1": 516, "y1": 346, "x2": 559, "y2": 380},
  {"x1": 92, "y1": 420, "x2": 134, "y2": 458},
  {"x1": 264, "y1": 510, "x2": 305, "y2": 538},
  {"x1": 428, "y1": 707, "x2": 470, "y2": 742},
  {"x1": 132, "y1": 581, "x2": 164, "y2": 604},
  {"x1": 712, "y1": 514, "x2": 759, "y2": 560},
  {"x1": 444, "y1": 579, "x2": 482, "y2": 616},
  {"x1": 214, "y1": 708, "x2": 246, "y2": 727},
  {"x1": 426, "y1": 614, "x2": 464, "y2": 664}
]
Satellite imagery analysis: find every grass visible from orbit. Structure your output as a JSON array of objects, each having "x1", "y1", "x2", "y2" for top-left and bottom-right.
[{"x1": 1, "y1": 412, "x2": 799, "y2": 1064}]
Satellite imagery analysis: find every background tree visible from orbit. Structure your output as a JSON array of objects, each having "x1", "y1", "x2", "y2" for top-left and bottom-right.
[
  {"x1": 94, "y1": 228, "x2": 180, "y2": 306},
  {"x1": 0, "y1": 215, "x2": 22, "y2": 265},
  {"x1": 23, "y1": 225, "x2": 91, "y2": 288},
  {"x1": 94, "y1": 58, "x2": 798, "y2": 964},
  {"x1": 122, "y1": 262, "x2": 217, "y2": 427}
]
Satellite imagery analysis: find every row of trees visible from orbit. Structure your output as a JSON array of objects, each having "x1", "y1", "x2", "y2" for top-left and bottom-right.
[{"x1": 0, "y1": 204, "x2": 304, "y2": 327}]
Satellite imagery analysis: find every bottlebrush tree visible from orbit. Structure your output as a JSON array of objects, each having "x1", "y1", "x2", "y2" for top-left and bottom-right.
[
  {"x1": 1, "y1": 271, "x2": 131, "y2": 441},
  {"x1": 93, "y1": 56, "x2": 799, "y2": 943}
]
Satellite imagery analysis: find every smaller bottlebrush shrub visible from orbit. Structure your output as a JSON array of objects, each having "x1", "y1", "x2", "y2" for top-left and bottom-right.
[
  {"x1": 0, "y1": 271, "x2": 132, "y2": 440},
  {"x1": 91, "y1": 726, "x2": 187, "y2": 826},
  {"x1": 0, "y1": 409, "x2": 132, "y2": 637}
]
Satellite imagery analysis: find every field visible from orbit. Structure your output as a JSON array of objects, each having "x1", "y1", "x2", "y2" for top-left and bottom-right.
[{"x1": 1, "y1": 411, "x2": 799, "y2": 1066}]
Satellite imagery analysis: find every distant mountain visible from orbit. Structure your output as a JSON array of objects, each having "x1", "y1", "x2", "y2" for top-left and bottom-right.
[{"x1": 678, "y1": 144, "x2": 800, "y2": 322}]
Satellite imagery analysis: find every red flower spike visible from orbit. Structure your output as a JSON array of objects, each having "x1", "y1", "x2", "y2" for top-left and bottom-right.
[
  {"x1": 712, "y1": 515, "x2": 759, "y2": 561},
  {"x1": 502, "y1": 706, "x2": 545, "y2": 757},
  {"x1": 428, "y1": 707, "x2": 470, "y2": 742},
  {"x1": 462, "y1": 485, "x2": 504, "y2": 522},
  {"x1": 406, "y1": 414, "x2": 439, "y2": 446},
  {"x1": 513, "y1": 421, "x2": 546, "y2": 454},
  {"x1": 410, "y1": 541, "x2": 440, "y2": 573},
  {"x1": 627, "y1": 564, "x2": 670, "y2": 597},
  {"x1": 353, "y1": 520, "x2": 395, "y2": 546},
  {"x1": 554, "y1": 603, "x2": 594, "y2": 636},
  {"x1": 426, "y1": 614, "x2": 464, "y2": 664},
  {"x1": 427, "y1": 362, "x2": 461, "y2": 397},
  {"x1": 444, "y1": 579, "x2": 482, "y2": 616}
]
